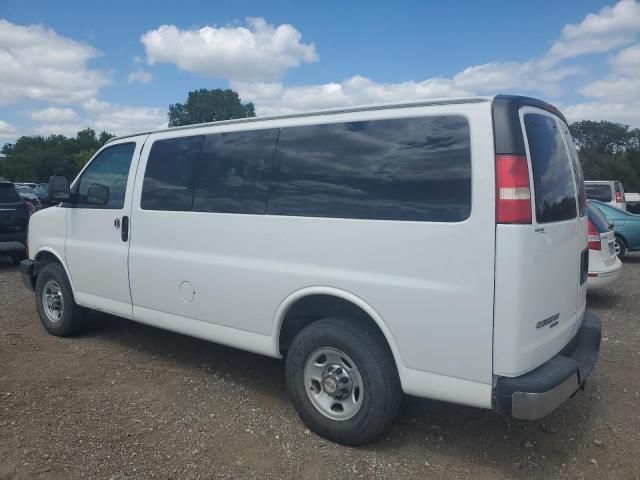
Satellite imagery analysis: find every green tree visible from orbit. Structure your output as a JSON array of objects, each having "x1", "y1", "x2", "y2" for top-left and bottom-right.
[
  {"x1": 0, "y1": 128, "x2": 115, "y2": 182},
  {"x1": 570, "y1": 120, "x2": 630, "y2": 156},
  {"x1": 569, "y1": 120, "x2": 640, "y2": 192},
  {"x1": 168, "y1": 88, "x2": 256, "y2": 127},
  {"x1": 98, "y1": 131, "x2": 116, "y2": 145}
]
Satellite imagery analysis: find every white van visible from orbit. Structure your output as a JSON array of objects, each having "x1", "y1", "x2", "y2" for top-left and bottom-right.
[{"x1": 20, "y1": 95, "x2": 601, "y2": 445}]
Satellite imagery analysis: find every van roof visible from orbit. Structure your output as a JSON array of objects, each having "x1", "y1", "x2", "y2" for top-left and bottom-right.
[{"x1": 106, "y1": 94, "x2": 563, "y2": 144}]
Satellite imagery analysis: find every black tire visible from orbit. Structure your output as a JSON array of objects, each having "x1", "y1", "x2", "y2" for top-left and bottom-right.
[
  {"x1": 615, "y1": 236, "x2": 627, "y2": 260},
  {"x1": 35, "y1": 263, "x2": 85, "y2": 336},
  {"x1": 285, "y1": 317, "x2": 402, "y2": 446}
]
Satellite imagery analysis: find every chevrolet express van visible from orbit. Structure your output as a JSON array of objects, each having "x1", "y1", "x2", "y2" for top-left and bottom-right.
[{"x1": 20, "y1": 95, "x2": 601, "y2": 445}]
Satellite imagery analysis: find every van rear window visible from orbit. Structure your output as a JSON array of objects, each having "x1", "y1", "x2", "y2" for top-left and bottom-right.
[
  {"x1": 585, "y1": 184, "x2": 612, "y2": 202},
  {"x1": 524, "y1": 114, "x2": 577, "y2": 223}
]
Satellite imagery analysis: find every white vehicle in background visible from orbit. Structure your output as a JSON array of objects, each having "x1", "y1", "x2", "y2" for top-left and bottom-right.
[
  {"x1": 585, "y1": 180, "x2": 626, "y2": 211},
  {"x1": 587, "y1": 201, "x2": 622, "y2": 290},
  {"x1": 20, "y1": 95, "x2": 601, "y2": 445},
  {"x1": 625, "y1": 192, "x2": 640, "y2": 215}
]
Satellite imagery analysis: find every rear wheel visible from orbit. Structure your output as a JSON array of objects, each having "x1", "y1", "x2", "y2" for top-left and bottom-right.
[
  {"x1": 35, "y1": 263, "x2": 86, "y2": 336},
  {"x1": 614, "y1": 236, "x2": 627, "y2": 260},
  {"x1": 285, "y1": 317, "x2": 402, "y2": 445}
]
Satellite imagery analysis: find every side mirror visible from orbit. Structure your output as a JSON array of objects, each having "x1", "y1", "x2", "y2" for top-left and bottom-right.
[
  {"x1": 48, "y1": 175, "x2": 71, "y2": 202},
  {"x1": 86, "y1": 183, "x2": 109, "y2": 206}
]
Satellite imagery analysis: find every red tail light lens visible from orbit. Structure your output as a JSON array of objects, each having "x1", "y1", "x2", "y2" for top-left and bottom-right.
[
  {"x1": 588, "y1": 219, "x2": 601, "y2": 250},
  {"x1": 615, "y1": 191, "x2": 623, "y2": 203},
  {"x1": 496, "y1": 154, "x2": 532, "y2": 224}
]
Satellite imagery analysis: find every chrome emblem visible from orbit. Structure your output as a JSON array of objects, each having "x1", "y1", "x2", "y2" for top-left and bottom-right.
[{"x1": 537, "y1": 313, "x2": 560, "y2": 329}]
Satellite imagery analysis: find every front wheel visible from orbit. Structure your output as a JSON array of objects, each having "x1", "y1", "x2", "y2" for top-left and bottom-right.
[
  {"x1": 35, "y1": 263, "x2": 86, "y2": 336},
  {"x1": 614, "y1": 236, "x2": 627, "y2": 260},
  {"x1": 285, "y1": 318, "x2": 402, "y2": 445}
]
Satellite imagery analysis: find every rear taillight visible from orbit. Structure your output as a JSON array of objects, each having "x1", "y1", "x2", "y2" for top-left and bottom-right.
[
  {"x1": 615, "y1": 191, "x2": 623, "y2": 203},
  {"x1": 588, "y1": 219, "x2": 601, "y2": 250},
  {"x1": 496, "y1": 154, "x2": 532, "y2": 224}
]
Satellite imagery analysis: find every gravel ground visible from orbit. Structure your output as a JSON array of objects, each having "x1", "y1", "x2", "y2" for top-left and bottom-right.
[{"x1": 1, "y1": 255, "x2": 639, "y2": 480}]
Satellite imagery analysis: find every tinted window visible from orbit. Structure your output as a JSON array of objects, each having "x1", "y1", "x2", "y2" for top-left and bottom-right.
[
  {"x1": 141, "y1": 136, "x2": 203, "y2": 211},
  {"x1": 268, "y1": 116, "x2": 471, "y2": 222},
  {"x1": 560, "y1": 125, "x2": 586, "y2": 217},
  {"x1": 587, "y1": 202, "x2": 610, "y2": 233},
  {"x1": 524, "y1": 114, "x2": 577, "y2": 223},
  {"x1": 585, "y1": 184, "x2": 612, "y2": 202},
  {"x1": 0, "y1": 184, "x2": 19, "y2": 203},
  {"x1": 193, "y1": 129, "x2": 279, "y2": 214},
  {"x1": 76, "y1": 143, "x2": 135, "y2": 209}
]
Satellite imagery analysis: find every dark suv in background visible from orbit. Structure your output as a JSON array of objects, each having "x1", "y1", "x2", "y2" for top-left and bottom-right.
[{"x1": 0, "y1": 179, "x2": 31, "y2": 264}]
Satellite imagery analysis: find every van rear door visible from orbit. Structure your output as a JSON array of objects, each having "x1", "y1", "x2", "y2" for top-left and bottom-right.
[{"x1": 493, "y1": 97, "x2": 586, "y2": 377}]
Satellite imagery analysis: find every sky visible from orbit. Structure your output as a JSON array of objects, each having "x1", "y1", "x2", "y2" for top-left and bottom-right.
[{"x1": 1, "y1": 0, "x2": 639, "y2": 144}]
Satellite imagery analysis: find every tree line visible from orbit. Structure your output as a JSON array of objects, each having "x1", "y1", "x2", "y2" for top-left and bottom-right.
[{"x1": 2, "y1": 89, "x2": 640, "y2": 194}]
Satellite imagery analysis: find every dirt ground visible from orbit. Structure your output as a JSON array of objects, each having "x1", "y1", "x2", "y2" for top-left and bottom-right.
[{"x1": 1, "y1": 256, "x2": 639, "y2": 480}]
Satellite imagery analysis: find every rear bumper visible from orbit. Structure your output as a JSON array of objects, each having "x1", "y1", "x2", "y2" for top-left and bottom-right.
[
  {"x1": 495, "y1": 311, "x2": 601, "y2": 420},
  {"x1": 587, "y1": 259, "x2": 623, "y2": 290}
]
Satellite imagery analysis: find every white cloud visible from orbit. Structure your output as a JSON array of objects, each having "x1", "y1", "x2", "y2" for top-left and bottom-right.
[
  {"x1": 564, "y1": 100, "x2": 640, "y2": 126},
  {"x1": 30, "y1": 107, "x2": 77, "y2": 122},
  {"x1": 29, "y1": 100, "x2": 167, "y2": 138},
  {"x1": 610, "y1": 42, "x2": 640, "y2": 76},
  {"x1": 565, "y1": 42, "x2": 640, "y2": 126},
  {"x1": 232, "y1": 60, "x2": 578, "y2": 117},
  {"x1": 0, "y1": 120, "x2": 18, "y2": 143},
  {"x1": 140, "y1": 17, "x2": 318, "y2": 81},
  {"x1": 0, "y1": 19, "x2": 109, "y2": 105},
  {"x1": 231, "y1": 2, "x2": 640, "y2": 126},
  {"x1": 127, "y1": 69, "x2": 153, "y2": 84},
  {"x1": 82, "y1": 100, "x2": 167, "y2": 135},
  {"x1": 546, "y1": 0, "x2": 640, "y2": 63}
]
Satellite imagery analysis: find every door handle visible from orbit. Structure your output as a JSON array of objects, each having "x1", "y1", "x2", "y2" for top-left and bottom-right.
[{"x1": 121, "y1": 216, "x2": 129, "y2": 242}]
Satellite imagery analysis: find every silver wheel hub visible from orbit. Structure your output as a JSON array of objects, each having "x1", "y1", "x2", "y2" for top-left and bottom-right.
[
  {"x1": 42, "y1": 279, "x2": 64, "y2": 323},
  {"x1": 304, "y1": 347, "x2": 363, "y2": 421},
  {"x1": 322, "y1": 363, "x2": 353, "y2": 399}
]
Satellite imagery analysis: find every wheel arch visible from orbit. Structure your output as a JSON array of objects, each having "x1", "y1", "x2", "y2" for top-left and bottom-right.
[
  {"x1": 272, "y1": 286, "x2": 405, "y2": 384},
  {"x1": 33, "y1": 247, "x2": 78, "y2": 302}
]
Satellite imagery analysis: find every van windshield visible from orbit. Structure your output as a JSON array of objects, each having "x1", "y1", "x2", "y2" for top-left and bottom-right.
[
  {"x1": 0, "y1": 184, "x2": 19, "y2": 203},
  {"x1": 585, "y1": 184, "x2": 613, "y2": 202}
]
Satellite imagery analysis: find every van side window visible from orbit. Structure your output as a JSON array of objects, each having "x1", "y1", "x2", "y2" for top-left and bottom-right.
[
  {"x1": 75, "y1": 142, "x2": 136, "y2": 209},
  {"x1": 141, "y1": 135, "x2": 203, "y2": 211},
  {"x1": 268, "y1": 116, "x2": 471, "y2": 222},
  {"x1": 524, "y1": 114, "x2": 577, "y2": 223},
  {"x1": 193, "y1": 129, "x2": 279, "y2": 214}
]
